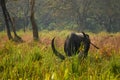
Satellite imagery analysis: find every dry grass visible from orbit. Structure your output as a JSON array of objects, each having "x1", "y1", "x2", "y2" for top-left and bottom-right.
[
  {"x1": 90, "y1": 32, "x2": 120, "y2": 58},
  {"x1": 0, "y1": 31, "x2": 120, "y2": 56}
]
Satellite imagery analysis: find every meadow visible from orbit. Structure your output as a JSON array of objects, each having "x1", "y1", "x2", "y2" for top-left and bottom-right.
[{"x1": 0, "y1": 30, "x2": 120, "y2": 80}]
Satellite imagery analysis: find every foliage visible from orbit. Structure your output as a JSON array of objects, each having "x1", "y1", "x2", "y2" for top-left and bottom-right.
[{"x1": 0, "y1": 0, "x2": 120, "y2": 32}]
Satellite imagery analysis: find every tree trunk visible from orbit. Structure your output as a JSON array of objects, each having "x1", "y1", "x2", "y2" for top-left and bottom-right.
[
  {"x1": 0, "y1": 0, "x2": 13, "y2": 40},
  {"x1": 11, "y1": 17, "x2": 23, "y2": 41},
  {"x1": 30, "y1": 0, "x2": 39, "y2": 41},
  {"x1": 0, "y1": 0, "x2": 22, "y2": 42}
]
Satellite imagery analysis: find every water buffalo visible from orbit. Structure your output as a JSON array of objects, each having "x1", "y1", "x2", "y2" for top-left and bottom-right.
[{"x1": 51, "y1": 32, "x2": 99, "y2": 60}]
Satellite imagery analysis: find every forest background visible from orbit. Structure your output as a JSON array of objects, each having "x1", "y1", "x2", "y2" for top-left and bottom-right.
[{"x1": 0, "y1": 0, "x2": 120, "y2": 33}]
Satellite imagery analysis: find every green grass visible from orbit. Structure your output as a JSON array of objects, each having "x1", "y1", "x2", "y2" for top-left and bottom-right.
[{"x1": 0, "y1": 31, "x2": 120, "y2": 80}]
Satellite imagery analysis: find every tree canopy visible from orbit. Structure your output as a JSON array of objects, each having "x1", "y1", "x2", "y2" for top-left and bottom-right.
[{"x1": 0, "y1": 0, "x2": 120, "y2": 33}]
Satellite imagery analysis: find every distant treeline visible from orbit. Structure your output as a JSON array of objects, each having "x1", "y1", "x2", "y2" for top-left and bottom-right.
[{"x1": 0, "y1": 0, "x2": 120, "y2": 33}]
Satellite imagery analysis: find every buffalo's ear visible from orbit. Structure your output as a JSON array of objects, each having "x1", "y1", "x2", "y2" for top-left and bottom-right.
[{"x1": 81, "y1": 32, "x2": 86, "y2": 38}]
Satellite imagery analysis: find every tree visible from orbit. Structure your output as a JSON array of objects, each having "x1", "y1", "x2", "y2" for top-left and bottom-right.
[
  {"x1": 44, "y1": 0, "x2": 92, "y2": 31},
  {"x1": 90, "y1": 0, "x2": 120, "y2": 32},
  {"x1": 0, "y1": 0, "x2": 22, "y2": 41},
  {"x1": 7, "y1": 0, "x2": 30, "y2": 32},
  {"x1": 30, "y1": 0, "x2": 39, "y2": 41},
  {"x1": 0, "y1": 0, "x2": 13, "y2": 40},
  {"x1": 70, "y1": 0, "x2": 92, "y2": 31}
]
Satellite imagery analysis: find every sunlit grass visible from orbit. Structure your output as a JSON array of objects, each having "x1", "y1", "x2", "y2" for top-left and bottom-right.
[{"x1": 0, "y1": 30, "x2": 120, "y2": 80}]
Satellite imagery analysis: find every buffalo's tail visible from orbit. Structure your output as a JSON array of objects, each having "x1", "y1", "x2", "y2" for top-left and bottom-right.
[{"x1": 51, "y1": 37, "x2": 65, "y2": 60}]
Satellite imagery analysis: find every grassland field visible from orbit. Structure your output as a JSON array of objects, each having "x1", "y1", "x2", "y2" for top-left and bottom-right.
[{"x1": 0, "y1": 30, "x2": 120, "y2": 80}]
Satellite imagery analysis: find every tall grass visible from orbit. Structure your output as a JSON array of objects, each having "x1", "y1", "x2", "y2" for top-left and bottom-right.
[{"x1": 0, "y1": 30, "x2": 120, "y2": 80}]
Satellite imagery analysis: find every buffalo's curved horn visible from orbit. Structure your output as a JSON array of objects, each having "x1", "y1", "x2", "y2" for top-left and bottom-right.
[{"x1": 90, "y1": 42, "x2": 99, "y2": 49}]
